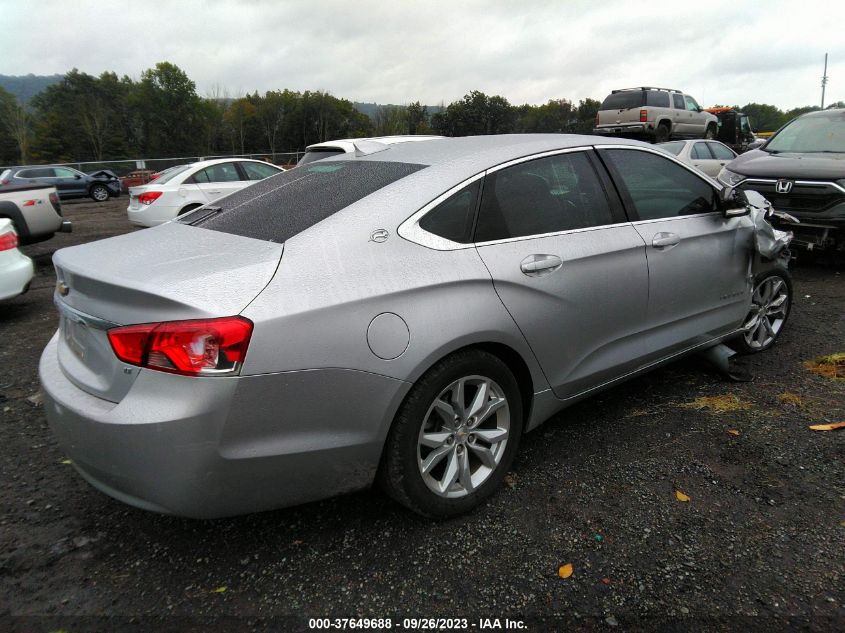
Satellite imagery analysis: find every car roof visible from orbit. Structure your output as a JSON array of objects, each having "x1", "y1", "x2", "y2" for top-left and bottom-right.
[
  {"x1": 187, "y1": 157, "x2": 280, "y2": 169},
  {"x1": 304, "y1": 135, "x2": 444, "y2": 152},
  {"x1": 799, "y1": 108, "x2": 845, "y2": 118},
  {"x1": 329, "y1": 134, "x2": 647, "y2": 171}
]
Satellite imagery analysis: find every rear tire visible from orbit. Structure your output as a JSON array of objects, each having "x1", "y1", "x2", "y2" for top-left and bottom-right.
[
  {"x1": 654, "y1": 123, "x2": 670, "y2": 143},
  {"x1": 378, "y1": 349, "x2": 523, "y2": 518},
  {"x1": 734, "y1": 270, "x2": 792, "y2": 354}
]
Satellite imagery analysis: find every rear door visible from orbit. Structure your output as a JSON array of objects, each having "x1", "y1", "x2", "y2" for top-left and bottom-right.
[
  {"x1": 671, "y1": 93, "x2": 688, "y2": 135},
  {"x1": 706, "y1": 142, "x2": 737, "y2": 174},
  {"x1": 598, "y1": 147, "x2": 752, "y2": 361},
  {"x1": 473, "y1": 149, "x2": 650, "y2": 400},
  {"x1": 190, "y1": 162, "x2": 245, "y2": 202}
]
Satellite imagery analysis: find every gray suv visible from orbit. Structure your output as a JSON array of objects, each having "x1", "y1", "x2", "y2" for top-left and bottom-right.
[{"x1": 593, "y1": 87, "x2": 718, "y2": 143}]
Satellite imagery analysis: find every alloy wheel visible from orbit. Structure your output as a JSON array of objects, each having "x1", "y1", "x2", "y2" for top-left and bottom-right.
[
  {"x1": 742, "y1": 276, "x2": 789, "y2": 350},
  {"x1": 417, "y1": 375, "x2": 510, "y2": 498},
  {"x1": 92, "y1": 186, "x2": 109, "y2": 201}
]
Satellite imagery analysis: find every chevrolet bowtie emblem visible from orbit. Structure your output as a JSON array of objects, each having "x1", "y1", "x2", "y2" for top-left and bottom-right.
[{"x1": 57, "y1": 282, "x2": 70, "y2": 297}]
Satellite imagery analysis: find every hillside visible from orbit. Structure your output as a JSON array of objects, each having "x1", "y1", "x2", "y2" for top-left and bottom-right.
[{"x1": 0, "y1": 74, "x2": 63, "y2": 103}]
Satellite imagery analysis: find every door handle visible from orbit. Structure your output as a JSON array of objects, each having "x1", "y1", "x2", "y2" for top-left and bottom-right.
[
  {"x1": 520, "y1": 254, "x2": 562, "y2": 277},
  {"x1": 207, "y1": 190, "x2": 222, "y2": 195},
  {"x1": 652, "y1": 232, "x2": 681, "y2": 249}
]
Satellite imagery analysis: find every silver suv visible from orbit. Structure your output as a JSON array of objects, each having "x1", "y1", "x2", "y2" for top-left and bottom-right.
[{"x1": 593, "y1": 87, "x2": 718, "y2": 143}]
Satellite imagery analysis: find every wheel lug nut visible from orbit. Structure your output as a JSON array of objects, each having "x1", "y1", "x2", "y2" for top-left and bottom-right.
[
  {"x1": 446, "y1": 435, "x2": 454, "y2": 445},
  {"x1": 468, "y1": 434, "x2": 475, "y2": 443},
  {"x1": 457, "y1": 445, "x2": 464, "y2": 454}
]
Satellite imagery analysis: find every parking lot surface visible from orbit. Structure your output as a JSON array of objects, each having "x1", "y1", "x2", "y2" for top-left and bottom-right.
[{"x1": 1, "y1": 198, "x2": 843, "y2": 632}]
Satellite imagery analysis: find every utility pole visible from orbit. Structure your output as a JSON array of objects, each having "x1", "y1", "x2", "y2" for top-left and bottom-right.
[{"x1": 821, "y1": 53, "x2": 828, "y2": 109}]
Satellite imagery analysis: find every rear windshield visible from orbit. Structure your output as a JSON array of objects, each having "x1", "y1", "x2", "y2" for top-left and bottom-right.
[
  {"x1": 297, "y1": 149, "x2": 345, "y2": 166},
  {"x1": 186, "y1": 161, "x2": 426, "y2": 243},
  {"x1": 657, "y1": 141, "x2": 685, "y2": 155},
  {"x1": 600, "y1": 91, "x2": 644, "y2": 110},
  {"x1": 153, "y1": 164, "x2": 192, "y2": 184}
]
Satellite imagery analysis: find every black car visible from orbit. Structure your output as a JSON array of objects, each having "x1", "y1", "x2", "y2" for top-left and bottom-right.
[
  {"x1": 0, "y1": 165, "x2": 121, "y2": 202},
  {"x1": 717, "y1": 108, "x2": 845, "y2": 253}
]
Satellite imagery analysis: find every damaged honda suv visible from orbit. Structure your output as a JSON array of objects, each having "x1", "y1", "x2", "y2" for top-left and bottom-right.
[{"x1": 718, "y1": 108, "x2": 845, "y2": 254}]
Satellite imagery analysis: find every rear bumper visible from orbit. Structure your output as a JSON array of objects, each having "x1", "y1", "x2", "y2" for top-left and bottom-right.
[
  {"x1": 126, "y1": 203, "x2": 181, "y2": 227},
  {"x1": 592, "y1": 123, "x2": 651, "y2": 138},
  {"x1": 0, "y1": 249, "x2": 34, "y2": 300},
  {"x1": 39, "y1": 334, "x2": 410, "y2": 518}
]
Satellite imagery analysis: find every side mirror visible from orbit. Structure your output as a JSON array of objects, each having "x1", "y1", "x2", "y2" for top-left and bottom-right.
[
  {"x1": 74, "y1": 174, "x2": 81, "y2": 179},
  {"x1": 721, "y1": 186, "x2": 750, "y2": 217}
]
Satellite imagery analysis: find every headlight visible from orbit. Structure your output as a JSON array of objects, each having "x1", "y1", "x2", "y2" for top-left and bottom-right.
[{"x1": 717, "y1": 168, "x2": 745, "y2": 187}]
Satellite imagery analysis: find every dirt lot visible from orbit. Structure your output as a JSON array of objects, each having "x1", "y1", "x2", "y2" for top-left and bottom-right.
[{"x1": 1, "y1": 198, "x2": 843, "y2": 632}]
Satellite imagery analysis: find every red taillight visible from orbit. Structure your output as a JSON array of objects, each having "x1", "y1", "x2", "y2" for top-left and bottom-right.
[
  {"x1": 138, "y1": 191, "x2": 163, "y2": 205},
  {"x1": 639, "y1": 109, "x2": 648, "y2": 122},
  {"x1": 0, "y1": 232, "x2": 18, "y2": 251},
  {"x1": 108, "y1": 316, "x2": 253, "y2": 376}
]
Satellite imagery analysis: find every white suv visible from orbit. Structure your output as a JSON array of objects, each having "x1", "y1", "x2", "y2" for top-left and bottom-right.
[
  {"x1": 593, "y1": 87, "x2": 718, "y2": 143},
  {"x1": 127, "y1": 158, "x2": 284, "y2": 227}
]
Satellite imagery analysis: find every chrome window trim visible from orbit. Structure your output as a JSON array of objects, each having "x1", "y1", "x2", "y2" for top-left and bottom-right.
[
  {"x1": 628, "y1": 211, "x2": 723, "y2": 227},
  {"x1": 473, "y1": 221, "x2": 633, "y2": 248},
  {"x1": 397, "y1": 172, "x2": 486, "y2": 251},
  {"x1": 398, "y1": 146, "x2": 605, "y2": 251},
  {"x1": 398, "y1": 143, "x2": 730, "y2": 251}
]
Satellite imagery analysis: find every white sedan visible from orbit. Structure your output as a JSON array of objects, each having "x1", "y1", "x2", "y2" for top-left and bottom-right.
[
  {"x1": 657, "y1": 140, "x2": 738, "y2": 178},
  {"x1": 127, "y1": 158, "x2": 284, "y2": 227},
  {"x1": 0, "y1": 219, "x2": 34, "y2": 300}
]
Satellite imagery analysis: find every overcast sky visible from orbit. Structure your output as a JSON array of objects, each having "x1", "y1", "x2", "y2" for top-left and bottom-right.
[{"x1": 1, "y1": 0, "x2": 842, "y2": 110}]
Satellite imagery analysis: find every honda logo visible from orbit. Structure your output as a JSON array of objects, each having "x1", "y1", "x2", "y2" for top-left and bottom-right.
[{"x1": 775, "y1": 180, "x2": 793, "y2": 194}]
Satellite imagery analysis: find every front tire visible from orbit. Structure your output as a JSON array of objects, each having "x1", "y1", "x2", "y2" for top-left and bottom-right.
[
  {"x1": 90, "y1": 184, "x2": 110, "y2": 202},
  {"x1": 734, "y1": 271, "x2": 792, "y2": 354},
  {"x1": 379, "y1": 350, "x2": 523, "y2": 518},
  {"x1": 705, "y1": 124, "x2": 717, "y2": 140}
]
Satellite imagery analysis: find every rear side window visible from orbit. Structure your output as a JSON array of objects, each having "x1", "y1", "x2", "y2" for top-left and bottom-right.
[
  {"x1": 658, "y1": 141, "x2": 685, "y2": 156},
  {"x1": 707, "y1": 142, "x2": 736, "y2": 160},
  {"x1": 241, "y1": 161, "x2": 282, "y2": 180},
  {"x1": 600, "y1": 91, "x2": 644, "y2": 110},
  {"x1": 475, "y1": 152, "x2": 614, "y2": 242},
  {"x1": 672, "y1": 94, "x2": 685, "y2": 109},
  {"x1": 18, "y1": 168, "x2": 53, "y2": 178},
  {"x1": 690, "y1": 143, "x2": 713, "y2": 160},
  {"x1": 54, "y1": 167, "x2": 78, "y2": 178},
  {"x1": 601, "y1": 149, "x2": 718, "y2": 220},
  {"x1": 189, "y1": 161, "x2": 425, "y2": 243},
  {"x1": 646, "y1": 91, "x2": 670, "y2": 107},
  {"x1": 419, "y1": 180, "x2": 480, "y2": 244}
]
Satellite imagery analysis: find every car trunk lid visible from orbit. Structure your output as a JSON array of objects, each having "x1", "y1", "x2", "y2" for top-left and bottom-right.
[{"x1": 51, "y1": 222, "x2": 283, "y2": 402}]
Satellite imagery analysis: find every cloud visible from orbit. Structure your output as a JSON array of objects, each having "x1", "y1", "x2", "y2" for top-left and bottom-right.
[{"x1": 0, "y1": 0, "x2": 842, "y2": 109}]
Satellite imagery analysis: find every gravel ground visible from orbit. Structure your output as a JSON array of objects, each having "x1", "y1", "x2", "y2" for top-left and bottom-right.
[{"x1": 0, "y1": 198, "x2": 843, "y2": 632}]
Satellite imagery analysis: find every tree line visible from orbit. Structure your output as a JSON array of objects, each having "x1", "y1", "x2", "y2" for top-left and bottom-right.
[{"x1": 0, "y1": 61, "x2": 838, "y2": 166}]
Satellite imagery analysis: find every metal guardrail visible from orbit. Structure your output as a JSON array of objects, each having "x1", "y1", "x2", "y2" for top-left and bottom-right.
[{"x1": 2, "y1": 151, "x2": 304, "y2": 176}]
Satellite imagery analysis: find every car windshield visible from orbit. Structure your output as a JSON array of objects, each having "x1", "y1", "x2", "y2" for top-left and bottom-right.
[
  {"x1": 657, "y1": 141, "x2": 685, "y2": 156},
  {"x1": 765, "y1": 111, "x2": 845, "y2": 153},
  {"x1": 600, "y1": 91, "x2": 644, "y2": 110},
  {"x1": 297, "y1": 149, "x2": 345, "y2": 166},
  {"x1": 153, "y1": 164, "x2": 192, "y2": 184},
  {"x1": 187, "y1": 160, "x2": 426, "y2": 243}
]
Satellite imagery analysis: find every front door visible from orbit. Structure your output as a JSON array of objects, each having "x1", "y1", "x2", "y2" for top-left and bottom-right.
[
  {"x1": 598, "y1": 147, "x2": 753, "y2": 361},
  {"x1": 473, "y1": 149, "x2": 650, "y2": 400},
  {"x1": 53, "y1": 167, "x2": 87, "y2": 197}
]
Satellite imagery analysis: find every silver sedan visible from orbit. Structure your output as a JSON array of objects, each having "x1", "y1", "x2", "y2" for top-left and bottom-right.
[{"x1": 40, "y1": 135, "x2": 791, "y2": 518}]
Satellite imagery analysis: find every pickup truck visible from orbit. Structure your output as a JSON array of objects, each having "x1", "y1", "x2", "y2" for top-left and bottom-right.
[{"x1": 0, "y1": 183, "x2": 71, "y2": 244}]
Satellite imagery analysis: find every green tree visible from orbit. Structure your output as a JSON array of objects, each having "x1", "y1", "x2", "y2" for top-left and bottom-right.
[
  {"x1": 432, "y1": 91, "x2": 516, "y2": 136},
  {"x1": 739, "y1": 103, "x2": 787, "y2": 133},
  {"x1": 133, "y1": 62, "x2": 204, "y2": 156},
  {"x1": 0, "y1": 86, "x2": 24, "y2": 163}
]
